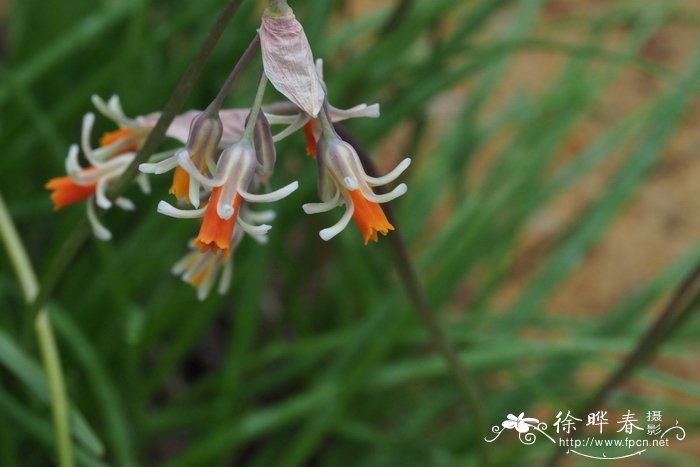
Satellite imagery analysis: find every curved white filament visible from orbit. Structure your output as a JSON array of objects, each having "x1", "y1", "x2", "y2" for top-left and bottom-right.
[
  {"x1": 272, "y1": 113, "x2": 309, "y2": 142},
  {"x1": 157, "y1": 201, "x2": 206, "y2": 219},
  {"x1": 239, "y1": 181, "x2": 298, "y2": 203},
  {"x1": 94, "y1": 178, "x2": 112, "y2": 209},
  {"x1": 236, "y1": 216, "x2": 271, "y2": 237},
  {"x1": 115, "y1": 197, "x2": 135, "y2": 211},
  {"x1": 362, "y1": 183, "x2": 407, "y2": 204},
  {"x1": 365, "y1": 158, "x2": 411, "y2": 186},
  {"x1": 242, "y1": 209, "x2": 276, "y2": 223},
  {"x1": 86, "y1": 200, "x2": 112, "y2": 241},
  {"x1": 302, "y1": 190, "x2": 340, "y2": 214},
  {"x1": 319, "y1": 202, "x2": 354, "y2": 241},
  {"x1": 177, "y1": 151, "x2": 225, "y2": 187},
  {"x1": 139, "y1": 155, "x2": 179, "y2": 174}
]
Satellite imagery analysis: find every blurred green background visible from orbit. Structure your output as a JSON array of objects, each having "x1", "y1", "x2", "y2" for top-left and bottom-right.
[{"x1": 1, "y1": 0, "x2": 700, "y2": 465}]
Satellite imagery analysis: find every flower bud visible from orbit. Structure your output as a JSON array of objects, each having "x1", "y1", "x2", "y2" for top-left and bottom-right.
[
  {"x1": 249, "y1": 112, "x2": 276, "y2": 179},
  {"x1": 186, "y1": 111, "x2": 223, "y2": 168}
]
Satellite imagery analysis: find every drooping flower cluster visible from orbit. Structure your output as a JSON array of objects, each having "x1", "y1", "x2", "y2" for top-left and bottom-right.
[{"x1": 46, "y1": 0, "x2": 411, "y2": 299}]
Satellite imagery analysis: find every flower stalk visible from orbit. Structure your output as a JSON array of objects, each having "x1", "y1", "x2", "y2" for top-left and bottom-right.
[
  {"x1": 209, "y1": 34, "x2": 261, "y2": 112},
  {"x1": 243, "y1": 72, "x2": 269, "y2": 141},
  {"x1": 36, "y1": 312, "x2": 74, "y2": 467},
  {"x1": 108, "y1": 0, "x2": 248, "y2": 200},
  {"x1": 334, "y1": 124, "x2": 491, "y2": 466},
  {"x1": 0, "y1": 192, "x2": 74, "y2": 467}
]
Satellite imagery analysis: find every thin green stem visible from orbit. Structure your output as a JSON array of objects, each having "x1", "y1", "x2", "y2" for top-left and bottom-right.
[
  {"x1": 0, "y1": 192, "x2": 74, "y2": 467},
  {"x1": 36, "y1": 312, "x2": 74, "y2": 467},
  {"x1": 17, "y1": 1, "x2": 248, "y2": 459},
  {"x1": 317, "y1": 103, "x2": 337, "y2": 138},
  {"x1": 242, "y1": 72, "x2": 269, "y2": 141},
  {"x1": 380, "y1": 0, "x2": 414, "y2": 34},
  {"x1": 209, "y1": 34, "x2": 261, "y2": 111},
  {"x1": 0, "y1": 193, "x2": 39, "y2": 301},
  {"x1": 334, "y1": 124, "x2": 491, "y2": 466},
  {"x1": 265, "y1": 0, "x2": 292, "y2": 17},
  {"x1": 108, "y1": 0, "x2": 248, "y2": 199}
]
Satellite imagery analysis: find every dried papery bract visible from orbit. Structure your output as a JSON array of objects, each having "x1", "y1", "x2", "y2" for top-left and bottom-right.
[
  {"x1": 259, "y1": 2, "x2": 324, "y2": 117},
  {"x1": 264, "y1": 60, "x2": 380, "y2": 156}
]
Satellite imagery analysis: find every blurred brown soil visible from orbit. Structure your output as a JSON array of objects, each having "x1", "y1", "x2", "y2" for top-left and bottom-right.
[
  {"x1": 350, "y1": 2, "x2": 700, "y2": 323},
  {"x1": 488, "y1": 2, "x2": 700, "y2": 464},
  {"x1": 355, "y1": 1, "x2": 700, "y2": 464}
]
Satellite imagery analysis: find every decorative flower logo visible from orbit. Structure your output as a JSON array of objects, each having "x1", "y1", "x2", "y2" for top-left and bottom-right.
[{"x1": 502, "y1": 413, "x2": 540, "y2": 433}]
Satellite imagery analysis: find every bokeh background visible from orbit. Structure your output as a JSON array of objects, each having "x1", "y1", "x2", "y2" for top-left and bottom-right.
[{"x1": 1, "y1": 0, "x2": 700, "y2": 465}]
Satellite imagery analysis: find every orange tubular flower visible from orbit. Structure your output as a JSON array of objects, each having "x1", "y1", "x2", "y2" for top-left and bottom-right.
[
  {"x1": 45, "y1": 176, "x2": 97, "y2": 211},
  {"x1": 45, "y1": 94, "x2": 159, "y2": 240},
  {"x1": 169, "y1": 166, "x2": 192, "y2": 203},
  {"x1": 303, "y1": 121, "x2": 317, "y2": 158},
  {"x1": 99, "y1": 128, "x2": 139, "y2": 153},
  {"x1": 303, "y1": 124, "x2": 410, "y2": 244},
  {"x1": 172, "y1": 243, "x2": 233, "y2": 301},
  {"x1": 47, "y1": 141, "x2": 140, "y2": 240},
  {"x1": 46, "y1": 107, "x2": 143, "y2": 212},
  {"x1": 348, "y1": 189, "x2": 394, "y2": 244},
  {"x1": 171, "y1": 206, "x2": 274, "y2": 300},
  {"x1": 194, "y1": 188, "x2": 241, "y2": 256},
  {"x1": 140, "y1": 110, "x2": 229, "y2": 207},
  {"x1": 156, "y1": 140, "x2": 297, "y2": 256}
]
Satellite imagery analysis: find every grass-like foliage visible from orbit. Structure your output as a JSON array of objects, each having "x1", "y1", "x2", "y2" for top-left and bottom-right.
[{"x1": 1, "y1": 0, "x2": 700, "y2": 465}]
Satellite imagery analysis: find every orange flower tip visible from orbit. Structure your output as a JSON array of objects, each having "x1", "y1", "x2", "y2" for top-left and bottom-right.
[
  {"x1": 348, "y1": 189, "x2": 394, "y2": 245},
  {"x1": 194, "y1": 187, "x2": 238, "y2": 258},
  {"x1": 303, "y1": 122, "x2": 317, "y2": 158},
  {"x1": 190, "y1": 270, "x2": 208, "y2": 288},
  {"x1": 45, "y1": 176, "x2": 96, "y2": 210},
  {"x1": 362, "y1": 224, "x2": 394, "y2": 245},
  {"x1": 195, "y1": 239, "x2": 230, "y2": 258},
  {"x1": 99, "y1": 128, "x2": 139, "y2": 153},
  {"x1": 169, "y1": 167, "x2": 191, "y2": 204}
]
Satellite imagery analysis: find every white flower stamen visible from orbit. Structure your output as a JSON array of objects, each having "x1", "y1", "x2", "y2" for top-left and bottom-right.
[
  {"x1": 138, "y1": 155, "x2": 180, "y2": 175},
  {"x1": 157, "y1": 201, "x2": 207, "y2": 219},
  {"x1": 115, "y1": 197, "x2": 135, "y2": 211},
  {"x1": 365, "y1": 158, "x2": 411, "y2": 186},
  {"x1": 361, "y1": 183, "x2": 408, "y2": 204},
  {"x1": 86, "y1": 200, "x2": 112, "y2": 241},
  {"x1": 319, "y1": 199, "x2": 354, "y2": 241},
  {"x1": 302, "y1": 190, "x2": 340, "y2": 214},
  {"x1": 243, "y1": 209, "x2": 276, "y2": 223},
  {"x1": 238, "y1": 180, "x2": 299, "y2": 203},
  {"x1": 95, "y1": 178, "x2": 112, "y2": 209}
]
